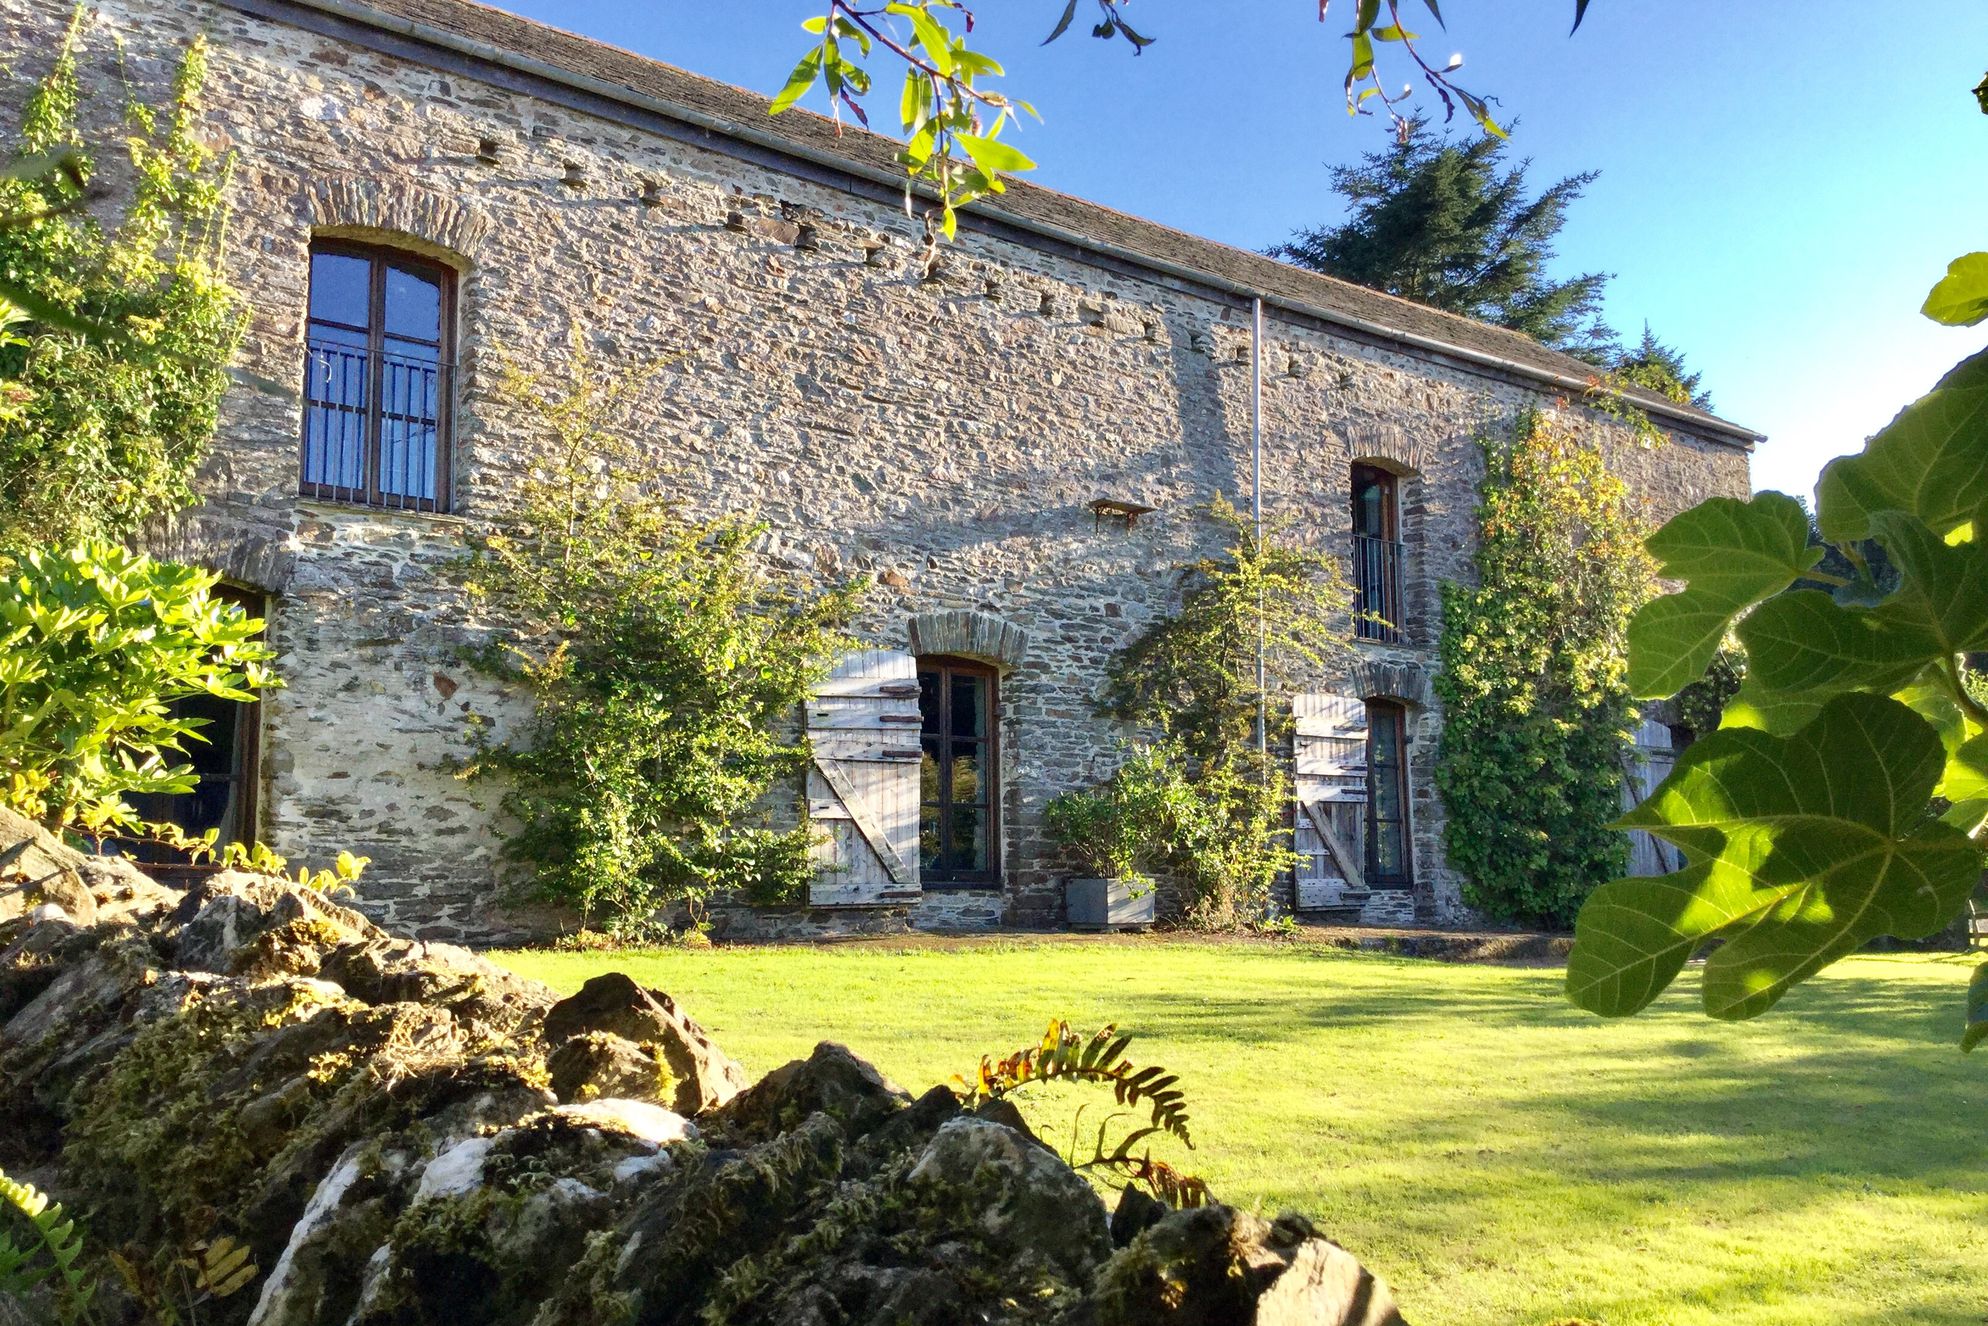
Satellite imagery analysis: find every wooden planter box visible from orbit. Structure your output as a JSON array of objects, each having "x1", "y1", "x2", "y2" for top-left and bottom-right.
[{"x1": 1067, "y1": 876, "x2": 1156, "y2": 931}]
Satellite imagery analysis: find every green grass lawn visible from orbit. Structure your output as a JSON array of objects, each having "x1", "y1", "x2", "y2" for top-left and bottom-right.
[{"x1": 494, "y1": 939, "x2": 1986, "y2": 1326}]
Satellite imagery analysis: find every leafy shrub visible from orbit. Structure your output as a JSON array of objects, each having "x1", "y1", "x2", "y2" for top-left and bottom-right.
[
  {"x1": 457, "y1": 345, "x2": 863, "y2": 933},
  {"x1": 0, "y1": 542, "x2": 276, "y2": 835},
  {"x1": 1042, "y1": 747, "x2": 1171, "y2": 882},
  {"x1": 1101, "y1": 500, "x2": 1346, "y2": 927},
  {"x1": 1435, "y1": 408, "x2": 1655, "y2": 930},
  {"x1": 0, "y1": 15, "x2": 245, "y2": 549}
]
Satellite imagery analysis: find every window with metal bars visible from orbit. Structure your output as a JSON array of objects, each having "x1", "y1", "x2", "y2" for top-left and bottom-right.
[
  {"x1": 1352, "y1": 463, "x2": 1404, "y2": 643},
  {"x1": 301, "y1": 242, "x2": 456, "y2": 511}
]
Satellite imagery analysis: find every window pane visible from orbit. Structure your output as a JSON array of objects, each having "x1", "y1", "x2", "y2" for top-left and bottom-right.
[
  {"x1": 377, "y1": 352, "x2": 442, "y2": 500},
  {"x1": 302, "y1": 343, "x2": 367, "y2": 491},
  {"x1": 920, "y1": 741, "x2": 941, "y2": 803},
  {"x1": 950, "y1": 674, "x2": 988, "y2": 738},
  {"x1": 950, "y1": 742, "x2": 984, "y2": 804},
  {"x1": 1368, "y1": 706, "x2": 1401, "y2": 767},
  {"x1": 1371, "y1": 819, "x2": 1405, "y2": 876},
  {"x1": 947, "y1": 805, "x2": 986, "y2": 871},
  {"x1": 384, "y1": 263, "x2": 442, "y2": 343},
  {"x1": 918, "y1": 671, "x2": 940, "y2": 733},
  {"x1": 308, "y1": 252, "x2": 371, "y2": 327},
  {"x1": 1353, "y1": 466, "x2": 1394, "y2": 539},
  {"x1": 306, "y1": 322, "x2": 368, "y2": 352},
  {"x1": 919, "y1": 807, "x2": 942, "y2": 870}
]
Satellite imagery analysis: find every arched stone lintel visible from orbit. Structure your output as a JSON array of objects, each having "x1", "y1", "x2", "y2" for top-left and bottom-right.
[
  {"x1": 142, "y1": 517, "x2": 294, "y2": 595},
  {"x1": 1342, "y1": 427, "x2": 1428, "y2": 477},
  {"x1": 302, "y1": 176, "x2": 489, "y2": 268},
  {"x1": 907, "y1": 609, "x2": 1029, "y2": 671},
  {"x1": 1349, "y1": 657, "x2": 1434, "y2": 710}
]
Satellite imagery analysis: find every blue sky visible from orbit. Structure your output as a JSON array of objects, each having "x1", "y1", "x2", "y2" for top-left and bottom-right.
[{"x1": 503, "y1": 1, "x2": 1988, "y2": 498}]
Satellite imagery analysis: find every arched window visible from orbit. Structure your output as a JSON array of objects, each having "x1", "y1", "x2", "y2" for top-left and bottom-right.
[
  {"x1": 1364, "y1": 699, "x2": 1413, "y2": 886},
  {"x1": 1352, "y1": 463, "x2": 1403, "y2": 642},
  {"x1": 302, "y1": 241, "x2": 456, "y2": 511},
  {"x1": 917, "y1": 656, "x2": 999, "y2": 885}
]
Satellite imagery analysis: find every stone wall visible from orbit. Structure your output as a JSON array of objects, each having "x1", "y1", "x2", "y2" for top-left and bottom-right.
[{"x1": 0, "y1": 0, "x2": 1753, "y2": 941}]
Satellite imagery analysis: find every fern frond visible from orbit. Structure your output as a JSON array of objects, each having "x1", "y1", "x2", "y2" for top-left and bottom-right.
[
  {"x1": 950, "y1": 1020, "x2": 1194, "y2": 1148},
  {"x1": 183, "y1": 1235, "x2": 256, "y2": 1298},
  {"x1": 0, "y1": 1165, "x2": 95, "y2": 1322}
]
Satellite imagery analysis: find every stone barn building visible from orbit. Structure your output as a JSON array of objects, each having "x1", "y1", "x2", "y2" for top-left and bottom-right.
[{"x1": 0, "y1": 0, "x2": 1757, "y2": 942}]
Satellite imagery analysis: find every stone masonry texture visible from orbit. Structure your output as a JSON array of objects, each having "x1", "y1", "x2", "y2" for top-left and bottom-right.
[{"x1": 0, "y1": 0, "x2": 1755, "y2": 941}]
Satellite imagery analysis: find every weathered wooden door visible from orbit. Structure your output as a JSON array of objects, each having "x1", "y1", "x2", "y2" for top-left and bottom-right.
[
  {"x1": 1292, "y1": 693, "x2": 1370, "y2": 909},
  {"x1": 1623, "y1": 716, "x2": 1681, "y2": 877},
  {"x1": 806, "y1": 650, "x2": 923, "y2": 906}
]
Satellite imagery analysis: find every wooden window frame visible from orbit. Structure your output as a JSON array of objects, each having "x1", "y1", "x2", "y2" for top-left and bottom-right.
[
  {"x1": 301, "y1": 240, "x2": 457, "y2": 512},
  {"x1": 1352, "y1": 463, "x2": 1405, "y2": 644},
  {"x1": 918, "y1": 655, "x2": 1001, "y2": 887},
  {"x1": 1364, "y1": 699, "x2": 1414, "y2": 888}
]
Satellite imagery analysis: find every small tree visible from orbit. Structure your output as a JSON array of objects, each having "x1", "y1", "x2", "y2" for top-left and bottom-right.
[
  {"x1": 1102, "y1": 499, "x2": 1350, "y2": 927},
  {"x1": 1435, "y1": 408, "x2": 1654, "y2": 929},
  {"x1": 457, "y1": 342, "x2": 864, "y2": 933},
  {"x1": 0, "y1": 542, "x2": 276, "y2": 835}
]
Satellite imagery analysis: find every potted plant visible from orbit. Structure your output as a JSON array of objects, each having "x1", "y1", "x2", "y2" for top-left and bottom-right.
[{"x1": 1045, "y1": 758, "x2": 1160, "y2": 931}]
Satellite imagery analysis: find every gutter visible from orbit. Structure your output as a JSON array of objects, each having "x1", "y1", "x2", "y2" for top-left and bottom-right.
[{"x1": 249, "y1": 0, "x2": 1764, "y2": 449}]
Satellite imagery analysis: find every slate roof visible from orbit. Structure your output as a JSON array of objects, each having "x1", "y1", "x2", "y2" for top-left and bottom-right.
[{"x1": 275, "y1": 0, "x2": 1761, "y2": 445}]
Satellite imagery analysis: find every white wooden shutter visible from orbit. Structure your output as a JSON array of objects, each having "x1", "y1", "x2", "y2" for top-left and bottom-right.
[
  {"x1": 1292, "y1": 693, "x2": 1369, "y2": 909},
  {"x1": 1622, "y1": 717, "x2": 1681, "y2": 877},
  {"x1": 806, "y1": 650, "x2": 923, "y2": 906}
]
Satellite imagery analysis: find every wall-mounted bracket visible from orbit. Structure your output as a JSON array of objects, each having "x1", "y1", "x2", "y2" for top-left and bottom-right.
[{"x1": 1089, "y1": 498, "x2": 1158, "y2": 530}]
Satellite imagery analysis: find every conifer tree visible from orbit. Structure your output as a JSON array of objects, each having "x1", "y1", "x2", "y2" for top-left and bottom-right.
[{"x1": 1271, "y1": 120, "x2": 1614, "y2": 361}]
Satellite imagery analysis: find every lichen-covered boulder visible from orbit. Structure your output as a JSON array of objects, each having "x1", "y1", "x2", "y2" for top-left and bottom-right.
[
  {"x1": 173, "y1": 874, "x2": 378, "y2": 975},
  {"x1": 1094, "y1": 1206, "x2": 1407, "y2": 1326},
  {"x1": 0, "y1": 859, "x2": 1411, "y2": 1326},
  {"x1": 547, "y1": 1030, "x2": 674, "y2": 1104},
  {"x1": 541, "y1": 971, "x2": 748, "y2": 1115},
  {"x1": 0, "y1": 806, "x2": 100, "y2": 928},
  {"x1": 704, "y1": 1039, "x2": 909, "y2": 1146}
]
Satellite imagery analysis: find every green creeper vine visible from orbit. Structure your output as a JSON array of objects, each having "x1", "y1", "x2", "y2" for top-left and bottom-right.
[
  {"x1": 456, "y1": 341, "x2": 864, "y2": 934},
  {"x1": 1100, "y1": 498, "x2": 1350, "y2": 929},
  {"x1": 0, "y1": 12, "x2": 246, "y2": 550},
  {"x1": 1435, "y1": 408, "x2": 1655, "y2": 929}
]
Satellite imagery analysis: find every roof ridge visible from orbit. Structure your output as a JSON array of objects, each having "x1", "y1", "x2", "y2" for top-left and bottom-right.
[{"x1": 244, "y1": 0, "x2": 1760, "y2": 443}]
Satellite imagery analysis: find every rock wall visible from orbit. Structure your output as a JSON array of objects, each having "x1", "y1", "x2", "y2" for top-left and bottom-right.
[
  {"x1": 0, "y1": 0, "x2": 1755, "y2": 940},
  {"x1": 0, "y1": 808, "x2": 1406, "y2": 1324}
]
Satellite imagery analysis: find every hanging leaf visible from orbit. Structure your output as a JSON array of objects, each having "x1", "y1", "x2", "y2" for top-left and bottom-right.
[
  {"x1": 768, "y1": 48, "x2": 824, "y2": 115},
  {"x1": 1816, "y1": 347, "x2": 1988, "y2": 543},
  {"x1": 1624, "y1": 493, "x2": 1821, "y2": 697},
  {"x1": 1571, "y1": 0, "x2": 1595, "y2": 32},
  {"x1": 1922, "y1": 252, "x2": 1988, "y2": 327},
  {"x1": 1043, "y1": 0, "x2": 1081, "y2": 43},
  {"x1": 955, "y1": 132, "x2": 1035, "y2": 182},
  {"x1": 1965, "y1": 962, "x2": 1988, "y2": 1051},
  {"x1": 1737, "y1": 590, "x2": 1942, "y2": 697},
  {"x1": 1569, "y1": 693, "x2": 1981, "y2": 1020}
]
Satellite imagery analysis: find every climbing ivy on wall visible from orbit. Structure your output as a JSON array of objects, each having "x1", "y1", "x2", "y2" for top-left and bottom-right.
[
  {"x1": 0, "y1": 13, "x2": 245, "y2": 551},
  {"x1": 1434, "y1": 408, "x2": 1655, "y2": 929}
]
